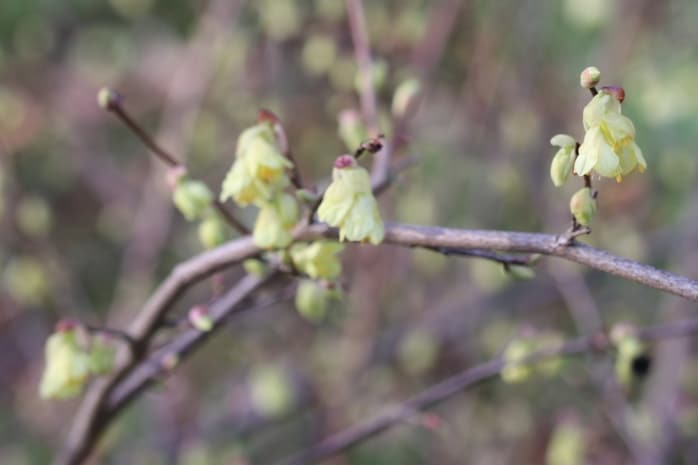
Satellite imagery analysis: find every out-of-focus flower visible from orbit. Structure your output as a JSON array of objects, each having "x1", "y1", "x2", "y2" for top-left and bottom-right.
[
  {"x1": 189, "y1": 306, "x2": 214, "y2": 332},
  {"x1": 317, "y1": 155, "x2": 384, "y2": 244},
  {"x1": 253, "y1": 193, "x2": 299, "y2": 249},
  {"x1": 173, "y1": 178, "x2": 213, "y2": 221},
  {"x1": 575, "y1": 90, "x2": 646, "y2": 181},
  {"x1": 290, "y1": 241, "x2": 344, "y2": 280},
  {"x1": 549, "y1": 134, "x2": 577, "y2": 187},
  {"x1": 198, "y1": 212, "x2": 228, "y2": 249},
  {"x1": 338, "y1": 109, "x2": 367, "y2": 152},
  {"x1": 501, "y1": 330, "x2": 564, "y2": 384},
  {"x1": 39, "y1": 323, "x2": 92, "y2": 400},
  {"x1": 243, "y1": 259, "x2": 268, "y2": 277},
  {"x1": 392, "y1": 78, "x2": 421, "y2": 118},
  {"x1": 220, "y1": 123, "x2": 292, "y2": 206},
  {"x1": 295, "y1": 279, "x2": 331, "y2": 322},
  {"x1": 569, "y1": 187, "x2": 596, "y2": 226}
]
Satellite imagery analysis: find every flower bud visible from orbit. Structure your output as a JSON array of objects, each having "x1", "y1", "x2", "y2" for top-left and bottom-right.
[
  {"x1": 249, "y1": 365, "x2": 293, "y2": 418},
  {"x1": 295, "y1": 279, "x2": 329, "y2": 323},
  {"x1": 338, "y1": 109, "x2": 367, "y2": 152},
  {"x1": 569, "y1": 187, "x2": 596, "y2": 226},
  {"x1": 97, "y1": 87, "x2": 122, "y2": 111},
  {"x1": 243, "y1": 259, "x2": 268, "y2": 277},
  {"x1": 391, "y1": 78, "x2": 421, "y2": 118},
  {"x1": 188, "y1": 306, "x2": 213, "y2": 332},
  {"x1": 549, "y1": 134, "x2": 577, "y2": 187},
  {"x1": 579, "y1": 66, "x2": 601, "y2": 89},
  {"x1": 550, "y1": 149, "x2": 575, "y2": 187},
  {"x1": 172, "y1": 178, "x2": 213, "y2": 221},
  {"x1": 198, "y1": 214, "x2": 228, "y2": 249},
  {"x1": 611, "y1": 325, "x2": 651, "y2": 389}
]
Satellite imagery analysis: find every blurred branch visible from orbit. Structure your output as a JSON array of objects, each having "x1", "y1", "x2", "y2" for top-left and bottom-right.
[
  {"x1": 104, "y1": 272, "x2": 285, "y2": 414},
  {"x1": 275, "y1": 317, "x2": 698, "y2": 465},
  {"x1": 56, "y1": 236, "x2": 263, "y2": 465}
]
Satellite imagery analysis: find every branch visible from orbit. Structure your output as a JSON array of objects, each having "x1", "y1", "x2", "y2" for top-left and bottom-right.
[
  {"x1": 55, "y1": 238, "x2": 263, "y2": 465},
  {"x1": 275, "y1": 317, "x2": 698, "y2": 465},
  {"x1": 105, "y1": 272, "x2": 283, "y2": 414},
  {"x1": 301, "y1": 223, "x2": 698, "y2": 302},
  {"x1": 100, "y1": 89, "x2": 250, "y2": 235}
]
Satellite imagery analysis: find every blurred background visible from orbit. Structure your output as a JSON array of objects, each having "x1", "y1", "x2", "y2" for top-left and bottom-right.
[{"x1": 2, "y1": 0, "x2": 698, "y2": 464}]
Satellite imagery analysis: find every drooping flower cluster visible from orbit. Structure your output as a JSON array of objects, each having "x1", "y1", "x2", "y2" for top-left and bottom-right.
[
  {"x1": 317, "y1": 155, "x2": 385, "y2": 244},
  {"x1": 220, "y1": 122, "x2": 298, "y2": 249},
  {"x1": 39, "y1": 321, "x2": 115, "y2": 400},
  {"x1": 576, "y1": 88, "x2": 646, "y2": 182},
  {"x1": 290, "y1": 241, "x2": 344, "y2": 280},
  {"x1": 171, "y1": 174, "x2": 229, "y2": 250},
  {"x1": 549, "y1": 67, "x2": 648, "y2": 228},
  {"x1": 221, "y1": 123, "x2": 293, "y2": 207}
]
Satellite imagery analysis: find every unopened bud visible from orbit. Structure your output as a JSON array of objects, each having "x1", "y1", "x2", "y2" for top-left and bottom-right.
[
  {"x1": 97, "y1": 87, "x2": 122, "y2": 111},
  {"x1": 295, "y1": 279, "x2": 329, "y2": 323},
  {"x1": 569, "y1": 187, "x2": 596, "y2": 226},
  {"x1": 579, "y1": 66, "x2": 601, "y2": 89},
  {"x1": 392, "y1": 78, "x2": 421, "y2": 118},
  {"x1": 172, "y1": 179, "x2": 213, "y2": 221},
  {"x1": 338, "y1": 109, "x2": 367, "y2": 152},
  {"x1": 601, "y1": 85, "x2": 625, "y2": 103},
  {"x1": 243, "y1": 259, "x2": 268, "y2": 277},
  {"x1": 188, "y1": 306, "x2": 213, "y2": 332},
  {"x1": 198, "y1": 214, "x2": 227, "y2": 250}
]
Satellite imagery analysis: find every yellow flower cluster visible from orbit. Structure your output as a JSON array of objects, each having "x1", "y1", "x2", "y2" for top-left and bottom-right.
[
  {"x1": 39, "y1": 322, "x2": 115, "y2": 400},
  {"x1": 575, "y1": 88, "x2": 646, "y2": 182},
  {"x1": 220, "y1": 122, "x2": 298, "y2": 249}
]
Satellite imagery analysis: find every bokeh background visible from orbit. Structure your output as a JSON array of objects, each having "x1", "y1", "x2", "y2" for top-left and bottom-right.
[{"x1": 2, "y1": 0, "x2": 698, "y2": 464}]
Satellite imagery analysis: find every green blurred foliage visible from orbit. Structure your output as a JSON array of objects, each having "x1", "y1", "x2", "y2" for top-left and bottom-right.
[{"x1": 1, "y1": 0, "x2": 698, "y2": 464}]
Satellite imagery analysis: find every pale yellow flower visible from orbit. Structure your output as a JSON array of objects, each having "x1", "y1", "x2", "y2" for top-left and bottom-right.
[
  {"x1": 39, "y1": 327, "x2": 91, "y2": 399},
  {"x1": 575, "y1": 91, "x2": 646, "y2": 181},
  {"x1": 220, "y1": 123, "x2": 293, "y2": 206},
  {"x1": 253, "y1": 193, "x2": 299, "y2": 249},
  {"x1": 290, "y1": 241, "x2": 344, "y2": 280},
  {"x1": 317, "y1": 155, "x2": 384, "y2": 244},
  {"x1": 549, "y1": 134, "x2": 576, "y2": 187}
]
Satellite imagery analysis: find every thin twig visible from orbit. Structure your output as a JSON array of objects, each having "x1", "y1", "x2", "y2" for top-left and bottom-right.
[
  {"x1": 428, "y1": 246, "x2": 536, "y2": 267},
  {"x1": 274, "y1": 317, "x2": 698, "y2": 465},
  {"x1": 103, "y1": 92, "x2": 250, "y2": 235},
  {"x1": 55, "y1": 272, "x2": 274, "y2": 465}
]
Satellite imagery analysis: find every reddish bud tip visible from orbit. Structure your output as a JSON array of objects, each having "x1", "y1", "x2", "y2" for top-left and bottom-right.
[
  {"x1": 601, "y1": 85, "x2": 625, "y2": 103},
  {"x1": 55, "y1": 319, "x2": 79, "y2": 332},
  {"x1": 257, "y1": 109, "x2": 280, "y2": 125},
  {"x1": 334, "y1": 154, "x2": 356, "y2": 169}
]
